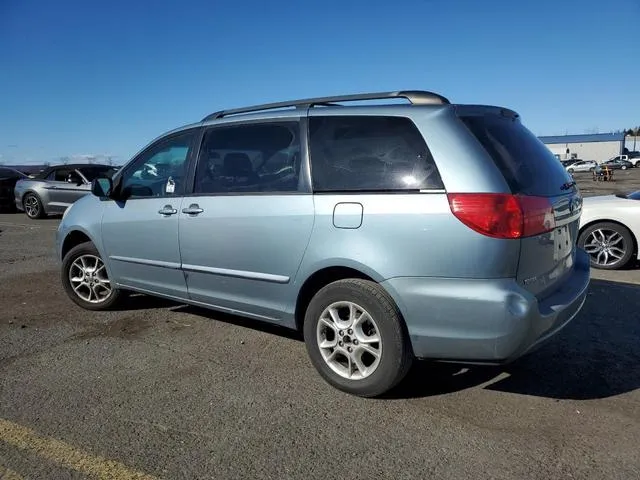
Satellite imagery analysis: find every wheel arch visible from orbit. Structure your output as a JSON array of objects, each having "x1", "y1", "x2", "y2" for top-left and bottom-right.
[
  {"x1": 294, "y1": 266, "x2": 379, "y2": 332},
  {"x1": 61, "y1": 229, "x2": 98, "y2": 261},
  {"x1": 579, "y1": 218, "x2": 638, "y2": 258},
  {"x1": 22, "y1": 189, "x2": 47, "y2": 213}
]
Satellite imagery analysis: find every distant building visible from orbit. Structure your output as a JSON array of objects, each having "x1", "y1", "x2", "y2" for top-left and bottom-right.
[{"x1": 538, "y1": 133, "x2": 625, "y2": 164}]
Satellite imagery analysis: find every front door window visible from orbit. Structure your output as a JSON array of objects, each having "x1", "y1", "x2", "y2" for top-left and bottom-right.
[{"x1": 119, "y1": 130, "x2": 197, "y2": 199}]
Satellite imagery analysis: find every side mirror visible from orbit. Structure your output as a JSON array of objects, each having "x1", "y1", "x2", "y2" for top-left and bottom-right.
[{"x1": 91, "y1": 177, "x2": 113, "y2": 198}]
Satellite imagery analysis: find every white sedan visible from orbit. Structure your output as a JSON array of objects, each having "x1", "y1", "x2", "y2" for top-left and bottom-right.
[{"x1": 578, "y1": 190, "x2": 640, "y2": 270}]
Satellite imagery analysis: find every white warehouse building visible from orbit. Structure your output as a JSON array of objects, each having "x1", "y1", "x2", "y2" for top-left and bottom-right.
[{"x1": 538, "y1": 133, "x2": 625, "y2": 164}]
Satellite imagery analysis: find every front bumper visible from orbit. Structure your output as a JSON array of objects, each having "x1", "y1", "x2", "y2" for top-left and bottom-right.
[{"x1": 381, "y1": 249, "x2": 591, "y2": 362}]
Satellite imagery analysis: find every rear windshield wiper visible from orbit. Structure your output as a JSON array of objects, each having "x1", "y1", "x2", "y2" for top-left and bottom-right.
[{"x1": 560, "y1": 181, "x2": 576, "y2": 191}]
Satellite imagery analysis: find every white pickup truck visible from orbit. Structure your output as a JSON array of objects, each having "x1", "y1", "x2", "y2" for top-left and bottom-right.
[{"x1": 608, "y1": 154, "x2": 640, "y2": 167}]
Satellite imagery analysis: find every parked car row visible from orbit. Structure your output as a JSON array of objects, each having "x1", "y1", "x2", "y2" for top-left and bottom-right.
[
  {"x1": 12, "y1": 164, "x2": 118, "y2": 218},
  {"x1": 561, "y1": 155, "x2": 637, "y2": 174}
]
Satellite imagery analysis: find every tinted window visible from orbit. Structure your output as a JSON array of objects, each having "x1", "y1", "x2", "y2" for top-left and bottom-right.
[
  {"x1": 460, "y1": 114, "x2": 574, "y2": 196},
  {"x1": 194, "y1": 122, "x2": 301, "y2": 194},
  {"x1": 78, "y1": 166, "x2": 118, "y2": 182},
  {"x1": 308, "y1": 116, "x2": 443, "y2": 192},
  {"x1": 0, "y1": 168, "x2": 25, "y2": 179},
  {"x1": 48, "y1": 168, "x2": 77, "y2": 182},
  {"x1": 120, "y1": 129, "x2": 196, "y2": 198}
]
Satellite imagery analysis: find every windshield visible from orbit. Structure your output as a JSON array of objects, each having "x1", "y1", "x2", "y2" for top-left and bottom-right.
[{"x1": 78, "y1": 166, "x2": 118, "y2": 181}]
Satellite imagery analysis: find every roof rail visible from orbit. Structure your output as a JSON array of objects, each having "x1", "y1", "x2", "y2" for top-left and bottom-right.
[{"x1": 201, "y1": 90, "x2": 450, "y2": 121}]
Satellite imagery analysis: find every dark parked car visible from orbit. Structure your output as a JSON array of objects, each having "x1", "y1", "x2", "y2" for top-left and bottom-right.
[
  {"x1": 14, "y1": 164, "x2": 118, "y2": 219},
  {"x1": 600, "y1": 159, "x2": 633, "y2": 171},
  {"x1": 0, "y1": 167, "x2": 28, "y2": 212}
]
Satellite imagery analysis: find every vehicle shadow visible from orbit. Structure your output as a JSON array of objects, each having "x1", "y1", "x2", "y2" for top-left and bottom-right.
[
  {"x1": 111, "y1": 293, "x2": 182, "y2": 311},
  {"x1": 387, "y1": 278, "x2": 640, "y2": 400},
  {"x1": 122, "y1": 278, "x2": 639, "y2": 400},
  {"x1": 174, "y1": 304, "x2": 303, "y2": 342}
]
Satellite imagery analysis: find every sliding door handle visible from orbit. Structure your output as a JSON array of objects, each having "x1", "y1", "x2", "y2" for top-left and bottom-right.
[
  {"x1": 158, "y1": 205, "x2": 178, "y2": 216},
  {"x1": 182, "y1": 204, "x2": 204, "y2": 215}
]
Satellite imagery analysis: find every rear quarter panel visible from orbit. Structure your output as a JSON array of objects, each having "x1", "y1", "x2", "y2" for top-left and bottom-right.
[
  {"x1": 14, "y1": 179, "x2": 52, "y2": 212},
  {"x1": 292, "y1": 193, "x2": 520, "y2": 285}
]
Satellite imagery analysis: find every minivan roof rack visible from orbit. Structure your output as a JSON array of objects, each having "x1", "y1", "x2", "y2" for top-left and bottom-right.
[{"x1": 201, "y1": 90, "x2": 450, "y2": 121}]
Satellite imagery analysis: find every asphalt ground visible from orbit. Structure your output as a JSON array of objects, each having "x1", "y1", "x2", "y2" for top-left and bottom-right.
[{"x1": 1, "y1": 171, "x2": 639, "y2": 479}]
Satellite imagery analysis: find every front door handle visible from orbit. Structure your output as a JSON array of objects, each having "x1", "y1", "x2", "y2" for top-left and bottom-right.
[
  {"x1": 158, "y1": 205, "x2": 178, "y2": 216},
  {"x1": 182, "y1": 203, "x2": 204, "y2": 215}
]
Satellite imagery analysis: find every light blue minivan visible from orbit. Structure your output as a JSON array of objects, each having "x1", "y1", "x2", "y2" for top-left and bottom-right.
[{"x1": 56, "y1": 91, "x2": 590, "y2": 397}]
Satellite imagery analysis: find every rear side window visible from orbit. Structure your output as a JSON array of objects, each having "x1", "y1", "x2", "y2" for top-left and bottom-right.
[
  {"x1": 459, "y1": 114, "x2": 574, "y2": 197},
  {"x1": 194, "y1": 122, "x2": 302, "y2": 194},
  {"x1": 309, "y1": 116, "x2": 443, "y2": 192}
]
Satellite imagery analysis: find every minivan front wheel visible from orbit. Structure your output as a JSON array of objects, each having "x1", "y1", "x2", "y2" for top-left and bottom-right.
[
  {"x1": 61, "y1": 242, "x2": 122, "y2": 310},
  {"x1": 303, "y1": 279, "x2": 413, "y2": 397}
]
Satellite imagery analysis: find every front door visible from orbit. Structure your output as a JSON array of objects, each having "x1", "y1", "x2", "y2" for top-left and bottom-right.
[
  {"x1": 179, "y1": 119, "x2": 314, "y2": 321},
  {"x1": 44, "y1": 168, "x2": 91, "y2": 214},
  {"x1": 101, "y1": 128, "x2": 200, "y2": 299}
]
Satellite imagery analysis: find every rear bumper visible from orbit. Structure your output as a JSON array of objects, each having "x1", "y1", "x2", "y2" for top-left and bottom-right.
[{"x1": 381, "y1": 249, "x2": 590, "y2": 362}]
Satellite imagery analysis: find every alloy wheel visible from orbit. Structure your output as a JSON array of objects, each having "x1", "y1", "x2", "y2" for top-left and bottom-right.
[
  {"x1": 68, "y1": 254, "x2": 112, "y2": 303},
  {"x1": 583, "y1": 228, "x2": 627, "y2": 267},
  {"x1": 24, "y1": 195, "x2": 40, "y2": 218},
  {"x1": 316, "y1": 301, "x2": 382, "y2": 380}
]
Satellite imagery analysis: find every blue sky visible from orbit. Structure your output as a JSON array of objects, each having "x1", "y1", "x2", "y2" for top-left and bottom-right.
[{"x1": 1, "y1": 0, "x2": 639, "y2": 165}]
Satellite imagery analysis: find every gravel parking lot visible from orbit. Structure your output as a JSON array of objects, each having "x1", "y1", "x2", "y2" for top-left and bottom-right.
[{"x1": 1, "y1": 172, "x2": 639, "y2": 479}]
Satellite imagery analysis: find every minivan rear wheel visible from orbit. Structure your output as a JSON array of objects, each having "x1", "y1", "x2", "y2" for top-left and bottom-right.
[
  {"x1": 61, "y1": 241, "x2": 122, "y2": 310},
  {"x1": 303, "y1": 279, "x2": 413, "y2": 397}
]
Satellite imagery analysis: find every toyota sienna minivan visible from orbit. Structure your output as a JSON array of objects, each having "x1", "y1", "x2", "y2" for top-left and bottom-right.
[{"x1": 56, "y1": 90, "x2": 590, "y2": 397}]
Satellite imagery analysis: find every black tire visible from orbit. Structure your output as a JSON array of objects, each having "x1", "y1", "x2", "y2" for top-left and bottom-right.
[
  {"x1": 23, "y1": 192, "x2": 45, "y2": 219},
  {"x1": 61, "y1": 241, "x2": 122, "y2": 310},
  {"x1": 303, "y1": 278, "x2": 413, "y2": 397},
  {"x1": 578, "y1": 222, "x2": 635, "y2": 270},
  {"x1": 621, "y1": 165, "x2": 627, "y2": 170}
]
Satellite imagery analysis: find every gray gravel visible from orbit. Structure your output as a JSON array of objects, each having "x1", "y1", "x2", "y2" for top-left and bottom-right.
[{"x1": 0, "y1": 175, "x2": 639, "y2": 479}]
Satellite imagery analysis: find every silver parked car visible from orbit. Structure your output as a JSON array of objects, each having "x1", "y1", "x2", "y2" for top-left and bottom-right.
[
  {"x1": 56, "y1": 91, "x2": 590, "y2": 397},
  {"x1": 14, "y1": 164, "x2": 118, "y2": 219},
  {"x1": 565, "y1": 160, "x2": 597, "y2": 173}
]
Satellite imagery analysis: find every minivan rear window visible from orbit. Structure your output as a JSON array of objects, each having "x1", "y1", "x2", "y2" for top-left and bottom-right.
[
  {"x1": 309, "y1": 116, "x2": 444, "y2": 192},
  {"x1": 460, "y1": 114, "x2": 575, "y2": 197}
]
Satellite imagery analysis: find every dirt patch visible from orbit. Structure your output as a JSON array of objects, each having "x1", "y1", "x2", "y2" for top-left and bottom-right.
[
  {"x1": 73, "y1": 316, "x2": 153, "y2": 340},
  {"x1": 0, "y1": 270, "x2": 73, "y2": 327}
]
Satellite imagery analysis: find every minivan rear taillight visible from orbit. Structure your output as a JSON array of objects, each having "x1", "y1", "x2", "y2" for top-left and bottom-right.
[{"x1": 447, "y1": 193, "x2": 556, "y2": 239}]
